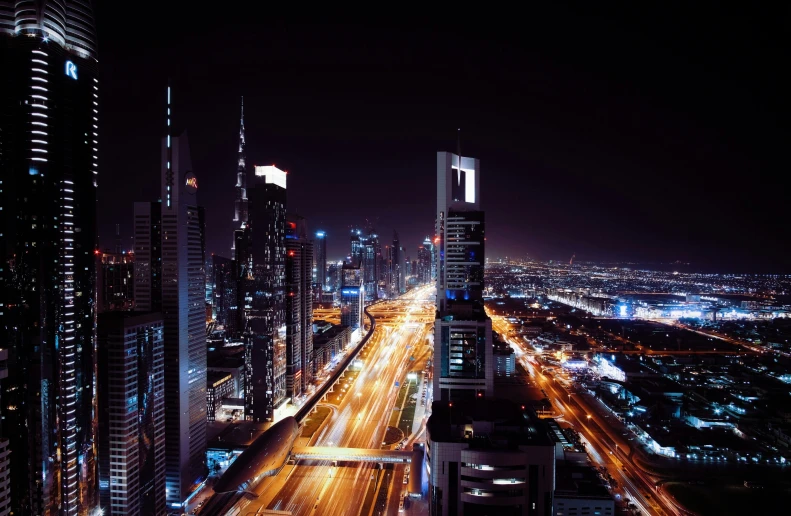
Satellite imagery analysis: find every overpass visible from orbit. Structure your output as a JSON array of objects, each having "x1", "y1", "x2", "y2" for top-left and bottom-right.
[{"x1": 291, "y1": 446, "x2": 413, "y2": 464}]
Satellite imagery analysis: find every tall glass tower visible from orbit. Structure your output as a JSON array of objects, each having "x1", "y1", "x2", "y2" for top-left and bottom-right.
[
  {"x1": 433, "y1": 152, "x2": 493, "y2": 402},
  {"x1": 0, "y1": 2, "x2": 100, "y2": 513},
  {"x1": 133, "y1": 88, "x2": 207, "y2": 509}
]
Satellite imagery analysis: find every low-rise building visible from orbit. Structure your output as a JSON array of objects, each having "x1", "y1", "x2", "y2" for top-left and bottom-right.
[
  {"x1": 553, "y1": 465, "x2": 615, "y2": 516},
  {"x1": 207, "y1": 371, "x2": 235, "y2": 422}
]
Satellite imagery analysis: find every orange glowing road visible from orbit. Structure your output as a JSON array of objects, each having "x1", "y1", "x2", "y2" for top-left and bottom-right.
[
  {"x1": 490, "y1": 314, "x2": 682, "y2": 516},
  {"x1": 232, "y1": 286, "x2": 435, "y2": 516}
]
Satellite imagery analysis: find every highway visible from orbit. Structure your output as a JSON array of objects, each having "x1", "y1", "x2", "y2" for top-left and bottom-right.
[
  {"x1": 490, "y1": 314, "x2": 685, "y2": 516},
  {"x1": 235, "y1": 286, "x2": 435, "y2": 516}
]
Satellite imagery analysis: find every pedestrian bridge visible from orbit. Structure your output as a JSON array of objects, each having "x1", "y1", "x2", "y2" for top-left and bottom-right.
[{"x1": 291, "y1": 446, "x2": 414, "y2": 464}]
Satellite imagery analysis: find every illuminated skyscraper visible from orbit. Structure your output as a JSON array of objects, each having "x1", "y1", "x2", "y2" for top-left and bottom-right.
[
  {"x1": 243, "y1": 166, "x2": 287, "y2": 422},
  {"x1": 340, "y1": 263, "x2": 364, "y2": 331},
  {"x1": 0, "y1": 2, "x2": 100, "y2": 513},
  {"x1": 314, "y1": 230, "x2": 327, "y2": 296},
  {"x1": 133, "y1": 88, "x2": 207, "y2": 509},
  {"x1": 433, "y1": 152, "x2": 493, "y2": 402},
  {"x1": 285, "y1": 214, "x2": 314, "y2": 397},
  {"x1": 97, "y1": 312, "x2": 166, "y2": 516},
  {"x1": 232, "y1": 97, "x2": 248, "y2": 250}
]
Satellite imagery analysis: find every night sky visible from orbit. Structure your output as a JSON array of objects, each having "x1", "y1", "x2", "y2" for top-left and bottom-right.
[{"x1": 96, "y1": 6, "x2": 788, "y2": 272}]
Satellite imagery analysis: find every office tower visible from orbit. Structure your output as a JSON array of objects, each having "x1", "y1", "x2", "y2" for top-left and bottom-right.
[
  {"x1": 418, "y1": 240, "x2": 432, "y2": 284},
  {"x1": 340, "y1": 263, "x2": 365, "y2": 330},
  {"x1": 97, "y1": 312, "x2": 166, "y2": 516},
  {"x1": 327, "y1": 261, "x2": 343, "y2": 292},
  {"x1": 133, "y1": 88, "x2": 206, "y2": 507},
  {"x1": 314, "y1": 230, "x2": 327, "y2": 297},
  {"x1": 97, "y1": 250, "x2": 135, "y2": 312},
  {"x1": 232, "y1": 97, "x2": 248, "y2": 250},
  {"x1": 0, "y1": 3, "x2": 99, "y2": 513},
  {"x1": 362, "y1": 230, "x2": 378, "y2": 301},
  {"x1": 243, "y1": 166, "x2": 287, "y2": 422},
  {"x1": 285, "y1": 214, "x2": 314, "y2": 397},
  {"x1": 212, "y1": 255, "x2": 237, "y2": 332},
  {"x1": 434, "y1": 152, "x2": 493, "y2": 402},
  {"x1": 205, "y1": 255, "x2": 214, "y2": 306},
  {"x1": 426, "y1": 400, "x2": 555, "y2": 516},
  {"x1": 350, "y1": 229, "x2": 363, "y2": 266},
  {"x1": 390, "y1": 232, "x2": 405, "y2": 295},
  {"x1": 0, "y1": 348, "x2": 9, "y2": 516}
]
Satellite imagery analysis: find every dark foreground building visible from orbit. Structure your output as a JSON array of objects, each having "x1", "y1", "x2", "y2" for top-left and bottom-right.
[
  {"x1": 0, "y1": 2, "x2": 100, "y2": 513},
  {"x1": 97, "y1": 312, "x2": 166, "y2": 516}
]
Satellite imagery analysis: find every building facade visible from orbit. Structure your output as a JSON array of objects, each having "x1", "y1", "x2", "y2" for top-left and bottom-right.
[
  {"x1": 97, "y1": 312, "x2": 166, "y2": 516},
  {"x1": 133, "y1": 92, "x2": 207, "y2": 507},
  {"x1": 340, "y1": 263, "x2": 365, "y2": 330},
  {"x1": 434, "y1": 152, "x2": 493, "y2": 402},
  {"x1": 0, "y1": 2, "x2": 100, "y2": 513},
  {"x1": 314, "y1": 230, "x2": 327, "y2": 298},
  {"x1": 242, "y1": 166, "x2": 288, "y2": 422},
  {"x1": 426, "y1": 400, "x2": 555, "y2": 516},
  {"x1": 206, "y1": 372, "x2": 235, "y2": 423},
  {"x1": 0, "y1": 348, "x2": 9, "y2": 516},
  {"x1": 285, "y1": 214, "x2": 314, "y2": 398},
  {"x1": 97, "y1": 250, "x2": 135, "y2": 312}
]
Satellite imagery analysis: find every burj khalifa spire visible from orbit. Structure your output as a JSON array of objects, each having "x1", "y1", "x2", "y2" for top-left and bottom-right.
[{"x1": 233, "y1": 96, "x2": 249, "y2": 232}]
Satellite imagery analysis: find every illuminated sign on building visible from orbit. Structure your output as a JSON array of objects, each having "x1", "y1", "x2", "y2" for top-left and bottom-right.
[
  {"x1": 184, "y1": 172, "x2": 198, "y2": 193},
  {"x1": 65, "y1": 60, "x2": 77, "y2": 80},
  {"x1": 254, "y1": 165, "x2": 287, "y2": 189}
]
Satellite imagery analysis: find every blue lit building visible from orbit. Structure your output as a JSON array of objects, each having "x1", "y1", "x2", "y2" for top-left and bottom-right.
[
  {"x1": 340, "y1": 263, "x2": 364, "y2": 330},
  {"x1": 433, "y1": 152, "x2": 493, "y2": 402},
  {"x1": 133, "y1": 88, "x2": 207, "y2": 508},
  {"x1": 0, "y1": 2, "x2": 100, "y2": 512}
]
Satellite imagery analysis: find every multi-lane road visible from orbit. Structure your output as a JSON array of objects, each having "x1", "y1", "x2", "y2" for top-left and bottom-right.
[
  {"x1": 231, "y1": 286, "x2": 435, "y2": 516},
  {"x1": 490, "y1": 314, "x2": 685, "y2": 516}
]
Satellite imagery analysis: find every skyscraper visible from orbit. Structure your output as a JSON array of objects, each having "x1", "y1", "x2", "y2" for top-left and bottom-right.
[
  {"x1": 232, "y1": 97, "x2": 248, "y2": 249},
  {"x1": 0, "y1": 2, "x2": 99, "y2": 513},
  {"x1": 285, "y1": 214, "x2": 314, "y2": 397},
  {"x1": 314, "y1": 230, "x2": 327, "y2": 297},
  {"x1": 391, "y1": 231, "x2": 405, "y2": 295},
  {"x1": 340, "y1": 263, "x2": 364, "y2": 331},
  {"x1": 97, "y1": 312, "x2": 166, "y2": 516},
  {"x1": 133, "y1": 88, "x2": 207, "y2": 508},
  {"x1": 0, "y1": 347, "x2": 9, "y2": 516},
  {"x1": 243, "y1": 165, "x2": 287, "y2": 422},
  {"x1": 433, "y1": 151, "x2": 493, "y2": 401}
]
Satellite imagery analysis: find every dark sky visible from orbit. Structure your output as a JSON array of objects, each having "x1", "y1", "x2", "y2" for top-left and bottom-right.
[{"x1": 95, "y1": 6, "x2": 789, "y2": 272}]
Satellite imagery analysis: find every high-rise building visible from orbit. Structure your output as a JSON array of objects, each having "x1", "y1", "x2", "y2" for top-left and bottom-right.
[
  {"x1": 133, "y1": 88, "x2": 207, "y2": 507},
  {"x1": 0, "y1": 347, "x2": 9, "y2": 516},
  {"x1": 314, "y1": 230, "x2": 327, "y2": 297},
  {"x1": 0, "y1": 3, "x2": 100, "y2": 513},
  {"x1": 340, "y1": 263, "x2": 364, "y2": 330},
  {"x1": 212, "y1": 255, "x2": 237, "y2": 332},
  {"x1": 327, "y1": 260, "x2": 343, "y2": 292},
  {"x1": 97, "y1": 312, "x2": 166, "y2": 516},
  {"x1": 97, "y1": 250, "x2": 135, "y2": 312},
  {"x1": 285, "y1": 214, "x2": 314, "y2": 397},
  {"x1": 418, "y1": 240, "x2": 432, "y2": 284},
  {"x1": 362, "y1": 230, "x2": 378, "y2": 301},
  {"x1": 232, "y1": 97, "x2": 248, "y2": 250},
  {"x1": 391, "y1": 232, "x2": 405, "y2": 296},
  {"x1": 434, "y1": 151, "x2": 493, "y2": 402},
  {"x1": 242, "y1": 165, "x2": 288, "y2": 422}
]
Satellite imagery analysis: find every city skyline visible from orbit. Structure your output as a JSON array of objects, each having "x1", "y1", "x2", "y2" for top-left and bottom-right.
[
  {"x1": 94, "y1": 6, "x2": 787, "y2": 272},
  {"x1": 3, "y1": 3, "x2": 790, "y2": 516}
]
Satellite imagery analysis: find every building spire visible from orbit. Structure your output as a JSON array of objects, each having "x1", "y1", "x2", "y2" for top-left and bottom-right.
[
  {"x1": 238, "y1": 96, "x2": 246, "y2": 164},
  {"x1": 233, "y1": 96, "x2": 249, "y2": 241}
]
